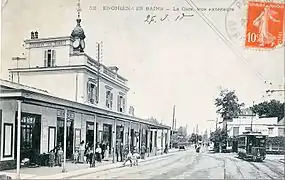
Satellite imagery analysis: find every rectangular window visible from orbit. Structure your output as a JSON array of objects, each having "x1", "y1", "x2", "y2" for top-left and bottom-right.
[
  {"x1": 278, "y1": 128, "x2": 284, "y2": 136},
  {"x1": 233, "y1": 127, "x2": 239, "y2": 137},
  {"x1": 268, "y1": 128, "x2": 273, "y2": 135},
  {"x1": 106, "y1": 90, "x2": 113, "y2": 109},
  {"x1": 117, "y1": 95, "x2": 126, "y2": 112},
  {"x1": 245, "y1": 127, "x2": 251, "y2": 131},
  {"x1": 44, "y1": 49, "x2": 56, "y2": 67},
  {"x1": 87, "y1": 82, "x2": 98, "y2": 104}
]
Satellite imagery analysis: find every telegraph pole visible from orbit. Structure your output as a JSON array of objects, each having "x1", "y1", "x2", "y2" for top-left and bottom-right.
[
  {"x1": 172, "y1": 105, "x2": 176, "y2": 130},
  {"x1": 12, "y1": 57, "x2": 26, "y2": 83},
  {"x1": 250, "y1": 101, "x2": 254, "y2": 132},
  {"x1": 96, "y1": 42, "x2": 103, "y2": 104}
]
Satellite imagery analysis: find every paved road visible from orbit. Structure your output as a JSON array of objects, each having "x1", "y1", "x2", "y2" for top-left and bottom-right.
[{"x1": 72, "y1": 148, "x2": 284, "y2": 179}]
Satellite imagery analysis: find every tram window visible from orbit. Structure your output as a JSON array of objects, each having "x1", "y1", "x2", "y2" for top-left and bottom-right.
[
  {"x1": 254, "y1": 138, "x2": 265, "y2": 147},
  {"x1": 238, "y1": 137, "x2": 246, "y2": 148}
]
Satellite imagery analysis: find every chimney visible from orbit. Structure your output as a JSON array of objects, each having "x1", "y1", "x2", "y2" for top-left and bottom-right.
[
  {"x1": 34, "y1": 31, "x2": 38, "y2": 39},
  {"x1": 31, "y1": 31, "x2": 35, "y2": 39},
  {"x1": 108, "y1": 66, "x2": 119, "y2": 73},
  {"x1": 129, "y1": 106, "x2": 135, "y2": 116}
]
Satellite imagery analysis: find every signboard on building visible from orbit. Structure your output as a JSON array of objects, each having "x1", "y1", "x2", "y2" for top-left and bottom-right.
[{"x1": 29, "y1": 40, "x2": 67, "y2": 48}]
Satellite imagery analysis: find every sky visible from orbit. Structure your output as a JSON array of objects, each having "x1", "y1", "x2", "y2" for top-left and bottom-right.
[{"x1": 1, "y1": 0, "x2": 284, "y2": 134}]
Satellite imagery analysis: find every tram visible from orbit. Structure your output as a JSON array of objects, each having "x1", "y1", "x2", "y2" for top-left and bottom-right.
[{"x1": 237, "y1": 131, "x2": 267, "y2": 162}]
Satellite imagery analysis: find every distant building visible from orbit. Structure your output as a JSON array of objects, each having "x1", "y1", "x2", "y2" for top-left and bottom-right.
[
  {"x1": 226, "y1": 116, "x2": 285, "y2": 153},
  {"x1": 227, "y1": 117, "x2": 284, "y2": 137}
]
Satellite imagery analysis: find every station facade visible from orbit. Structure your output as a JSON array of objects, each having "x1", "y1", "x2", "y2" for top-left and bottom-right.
[{"x1": 0, "y1": 16, "x2": 170, "y2": 170}]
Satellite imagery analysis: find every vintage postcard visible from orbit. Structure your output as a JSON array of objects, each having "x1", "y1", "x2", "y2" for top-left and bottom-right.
[{"x1": 0, "y1": 0, "x2": 284, "y2": 179}]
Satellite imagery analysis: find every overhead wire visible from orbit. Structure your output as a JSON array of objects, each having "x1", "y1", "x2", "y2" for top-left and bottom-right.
[{"x1": 183, "y1": 0, "x2": 274, "y2": 86}]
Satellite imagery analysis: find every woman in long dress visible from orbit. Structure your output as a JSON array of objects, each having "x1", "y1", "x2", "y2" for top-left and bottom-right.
[
  {"x1": 78, "y1": 141, "x2": 85, "y2": 163},
  {"x1": 104, "y1": 143, "x2": 109, "y2": 160},
  {"x1": 253, "y1": 5, "x2": 280, "y2": 47}
]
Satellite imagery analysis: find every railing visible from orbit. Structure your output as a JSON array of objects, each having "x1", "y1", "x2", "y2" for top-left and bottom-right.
[
  {"x1": 103, "y1": 68, "x2": 116, "y2": 79},
  {"x1": 86, "y1": 57, "x2": 127, "y2": 85}
]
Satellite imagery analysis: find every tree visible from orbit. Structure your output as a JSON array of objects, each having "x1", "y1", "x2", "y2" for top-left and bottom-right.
[
  {"x1": 251, "y1": 100, "x2": 284, "y2": 121},
  {"x1": 215, "y1": 89, "x2": 244, "y2": 120},
  {"x1": 209, "y1": 128, "x2": 228, "y2": 152},
  {"x1": 148, "y1": 116, "x2": 162, "y2": 125}
]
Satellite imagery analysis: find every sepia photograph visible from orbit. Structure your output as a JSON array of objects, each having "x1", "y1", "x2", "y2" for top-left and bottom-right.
[{"x1": 0, "y1": 0, "x2": 284, "y2": 179}]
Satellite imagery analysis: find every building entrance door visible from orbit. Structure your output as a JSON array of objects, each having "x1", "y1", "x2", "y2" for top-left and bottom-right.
[
  {"x1": 15, "y1": 112, "x2": 41, "y2": 163},
  {"x1": 57, "y1": 118, "x2": 74, "y2": 159},
  {"x1": 86, "y1": 121, "x2": 98, "y2": 147},
  {"x1": 102, "y1": 124, "x2": 112, "y2": 152}
]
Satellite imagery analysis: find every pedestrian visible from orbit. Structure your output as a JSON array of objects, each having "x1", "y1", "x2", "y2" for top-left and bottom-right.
[
  {"x1": 132, "y1": 148, "x2": 140, "y2": 166},
  {"x1": 101, "y1": 142, "x2": 105, "y2": 160},
  {"x1": 85, "y1": 146, "x2": 91, "y2": 164},
  {"x1": 48, "y1": 150, "x2": 55, "y2": 167},
  {"x1": 164, "y1": 144, "x2": 168, "y2": 154},
  {"x1": 73, "y1": 149, "x2": 79, "y2": 164},
  {"x1": 78, "y1": 140, "x2": 85, "y2": 163},
  {"x1": 123, "y1": 150, "x2": 133, "y2": 167},
  {"x1": 89, "y1": 146, "x2": 95, "y2": 167},
  {"x1": 105, "y1": 143, "x2": 109, "y2": 160},
  {"x1": 141, "y1": 143, "x2": 146, "y2": 159},
  {"x1": 95, "y1": 143, "x2": 102, "y2": 162},
  {"x1": 116, "y1": 141, "x2": 120, "y2": 162},
  {"x1": 57, "y1": 147, "x2": 64, "y2": 166},
  {"x1": 119, "y1": 142, "x2": 123, "y2": 161}
]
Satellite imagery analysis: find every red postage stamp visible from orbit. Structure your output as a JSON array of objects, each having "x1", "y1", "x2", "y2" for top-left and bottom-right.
[{"x1": 245, "y1": 1, "x2": 285, "y2": 49}]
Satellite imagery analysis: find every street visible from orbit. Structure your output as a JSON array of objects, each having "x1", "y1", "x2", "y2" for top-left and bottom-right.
[{"x1": 71, "y1": 148, "x2": 284, "y2": 179}]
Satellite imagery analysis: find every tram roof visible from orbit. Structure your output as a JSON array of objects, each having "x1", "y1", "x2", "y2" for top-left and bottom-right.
[{"x1": 238, "y1": 131, "x2": 268, "y2": 136}]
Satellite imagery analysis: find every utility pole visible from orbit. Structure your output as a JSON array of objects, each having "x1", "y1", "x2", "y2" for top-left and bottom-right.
[
  {"x1": 250, "y1": 101, "x2": 255, "y2": 132},
  {"x1": 172, "y1": 105, "x2": 176, "y2": 130},
  {"x1": 12, "y1": 57, "x2": 26, "y2": 83},
  {"x1": 96, "y1": 42, "x2": 103, "y2": 104}
]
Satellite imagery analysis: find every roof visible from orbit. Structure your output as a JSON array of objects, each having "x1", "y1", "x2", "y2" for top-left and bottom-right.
[
  {"x1": 238, "y1": 131, "x2": 268, "y2": 136},
  {"x1": 0, "y1": 79, "x2": 170, "y2": 129}
]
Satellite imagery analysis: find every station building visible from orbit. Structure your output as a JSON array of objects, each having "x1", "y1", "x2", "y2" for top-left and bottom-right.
[{"x1": 0, "y1": 15, "x2": 170, "y2": 170}]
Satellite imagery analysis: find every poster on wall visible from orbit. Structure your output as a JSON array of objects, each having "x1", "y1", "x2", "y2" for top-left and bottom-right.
[
  {"x1": 3, "y1": 123, "x2": 13, "y2": 157},
  {"x1": 48, "y1": 127, "x2": 56, "y2": 152},
  {"x1": 75, "y1": 129, "x2": 81, "y2": 149}
]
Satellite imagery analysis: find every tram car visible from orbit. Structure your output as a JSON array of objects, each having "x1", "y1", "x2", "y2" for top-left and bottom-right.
[{"x1": 237, "y1": 131, "x2": 267, "y2": 162}]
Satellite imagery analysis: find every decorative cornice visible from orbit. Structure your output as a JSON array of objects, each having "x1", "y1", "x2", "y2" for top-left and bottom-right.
[{"x1": 24, "y1": 36, "x2": 72, "y2": 43}]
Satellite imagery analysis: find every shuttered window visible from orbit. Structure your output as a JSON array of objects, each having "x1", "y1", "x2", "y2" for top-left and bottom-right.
[
  {"x1": 44, "y1": 49, "x2": 56, "y2": 67},
  {"x1": 106, "y1": 90, "x2": 113, "y2": 109}
]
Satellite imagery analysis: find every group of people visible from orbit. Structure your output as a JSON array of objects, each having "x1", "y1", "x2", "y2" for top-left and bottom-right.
[
  {"x1": 48, "y1": 143, "x2": 64, "y2": 167},
  {"x1": 73, "y1": 141, "x2": 110, "y2": 166},
  {"x1": 47, "y1": 141, "x2": 151, "y2": 168}
]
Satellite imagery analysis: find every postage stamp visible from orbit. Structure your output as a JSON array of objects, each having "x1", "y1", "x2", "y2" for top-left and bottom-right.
[
  {"x1": 225, "y1": 0, "x2": 285, "y2": 51},
  {"x1": 245, "y1": 1, "x2": 285, "y2": 49}
]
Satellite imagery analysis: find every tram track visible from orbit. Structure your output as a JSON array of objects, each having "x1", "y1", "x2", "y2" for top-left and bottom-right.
[
  {"x1": 109, "y1": 151, "x2": 191, "y2": 179},
  {"x1": 231, "y1": 158, "x2": 246, "y2": 180},
  {"x1": 248, "y1": 161, "x2": 275, "y2": 180},
  {"x1": 260, "y1": 161, "x2": 284, "y2": 177}
]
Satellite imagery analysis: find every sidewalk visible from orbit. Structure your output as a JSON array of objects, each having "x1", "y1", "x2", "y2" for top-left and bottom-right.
[{"x1": 3, "y1": 148, "x2": 181, "y2": 179}]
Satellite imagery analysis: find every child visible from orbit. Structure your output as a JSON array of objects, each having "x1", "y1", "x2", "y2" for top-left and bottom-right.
[
  {"x1": 48, "y1": 150, "x2": 55, "y2": 167},
  {"x1": 123, "y1": 151, "x2": 133, "y2": 167},
  {"x1": 132, "y1": 150, "x2": 140, "y2": 166},
  {"x1": 73, "y1": 150, "x2": 79, "y2": 164},
  {"x1": 57, "y1": 147, "x2": 64, "y2": 167}
]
